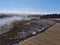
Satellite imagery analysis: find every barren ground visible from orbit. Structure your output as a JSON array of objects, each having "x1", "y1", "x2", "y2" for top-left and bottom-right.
[{"x1": 19, "y1": 23, "x2": 60, "y2": 45}]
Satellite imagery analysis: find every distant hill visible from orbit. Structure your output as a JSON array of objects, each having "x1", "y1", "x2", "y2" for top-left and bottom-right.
[{"x1": 40, "y1": 14, "x2": 60, "y2": 18}]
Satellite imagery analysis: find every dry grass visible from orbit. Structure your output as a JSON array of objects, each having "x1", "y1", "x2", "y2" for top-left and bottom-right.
[{"x1": 19, "y1": 23, "x2": 60, "y2": 45}]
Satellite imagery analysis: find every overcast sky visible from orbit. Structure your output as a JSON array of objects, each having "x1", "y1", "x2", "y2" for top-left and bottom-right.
[{"x1": 0, "y1": 0, "x2": 60, "y2": 14}]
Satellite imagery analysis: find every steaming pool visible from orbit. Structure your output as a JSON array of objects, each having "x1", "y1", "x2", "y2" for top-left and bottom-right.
[{"x1": 0, "y1": 16, "x2": 30, "y2": 26}]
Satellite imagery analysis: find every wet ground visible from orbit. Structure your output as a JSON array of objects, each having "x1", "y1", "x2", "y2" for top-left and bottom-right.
[
  {"x1": 9, "y1": 19, "x2": 55, "y2": 45},
  {"x1": 0, "y1": 15, "x2": 56, "y2": 45}
]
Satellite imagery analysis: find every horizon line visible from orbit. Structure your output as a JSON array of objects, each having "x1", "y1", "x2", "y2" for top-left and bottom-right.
[{"x1": 0, "y1": 11, "x2": 60, "y2": 14}]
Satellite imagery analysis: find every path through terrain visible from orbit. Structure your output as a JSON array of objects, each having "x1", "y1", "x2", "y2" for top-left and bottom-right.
[{"x1": 19, "y1": 23, "x2": 60, "y2": 45}]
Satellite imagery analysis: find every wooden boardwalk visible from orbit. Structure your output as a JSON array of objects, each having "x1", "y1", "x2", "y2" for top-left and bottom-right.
[{"x1": 19, "y1": 23, "x2": 60, "y2": 45}]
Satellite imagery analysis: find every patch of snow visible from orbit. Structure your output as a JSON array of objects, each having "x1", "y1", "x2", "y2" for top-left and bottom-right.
[
  {"x1": 37, "y1": 29, "x2": 41, "y2": 32},
  {"x1": 32, "y1": 32, "x2": 36, "y2": 35}
]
